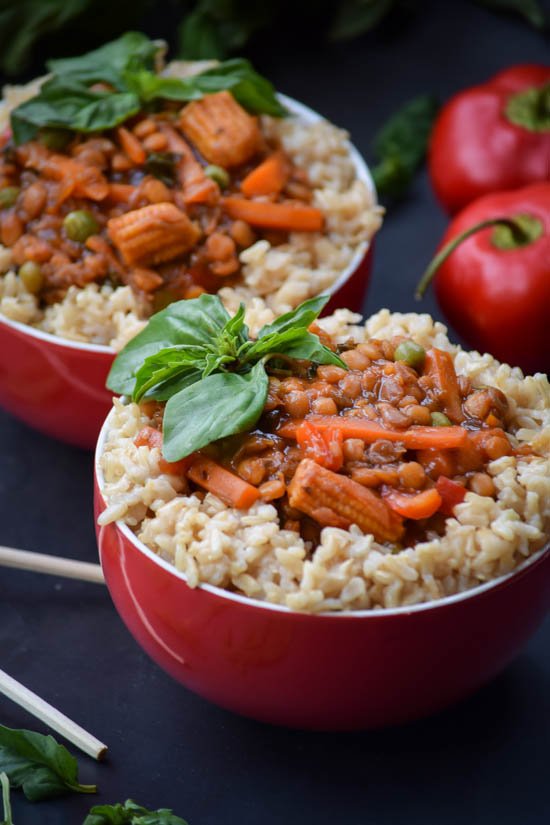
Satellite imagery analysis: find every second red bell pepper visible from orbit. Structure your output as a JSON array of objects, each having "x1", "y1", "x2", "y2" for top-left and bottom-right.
[{"x1": 429, "y1": 65, "x2": 550, "y2": 214}]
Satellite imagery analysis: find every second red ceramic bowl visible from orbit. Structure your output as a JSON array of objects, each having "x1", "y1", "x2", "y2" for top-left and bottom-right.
[
  {"x1": 94, "y1": 416, "x2": 550, "y2": 730},
  {"x1": 0, "y1": 95, "x2": 375, "y2": 449}
]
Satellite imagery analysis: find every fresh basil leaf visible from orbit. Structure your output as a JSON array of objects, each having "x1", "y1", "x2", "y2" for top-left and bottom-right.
[
  {"x1": 0, "y1": 773, "x2": 13, "y2": 825},
  {"x1": 12, "y1": 77, "x2": 140, "y2": 143},
  {"x1": 270, "y1": 331, "x2": 347, "y2": 367},
  {"x1": 474, "y1": 0, "x2": 547, "y2": 30},
  {"x1": 163, "y1": 361, "x2": 268, "y2": 461},
  {"x1": 133, "y1": 349, "x2": 206, "y2": 402},
  {"x1": 256, "y1": 294, "x2": 330, "y2": 339},
  {"x1": 83, "y1": 798, "x2": 189, "y2": 824},
  {"x1": 107, "y1": 295, "x2": 231, "y2": 397},
  {"x1": 47, "y1": 31, "x2": 158, "y2": 87},
  {"x1": 330, "y1": 0, "x2": 396, "y2": 40},
  {"x1": 143, "y1": 152, "x2": 179, "y2": 186},
  {"x1": 371, "y1": 94, "x2": 439, "y2": 199},
  {"x1": 0, "y1": 725, "x2": 96, "y2": 802}
]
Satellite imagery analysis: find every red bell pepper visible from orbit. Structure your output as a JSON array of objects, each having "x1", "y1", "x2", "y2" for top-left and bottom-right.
[
  {"x1": 429, "y1": 65, "x2": 550, "y2": 214},
  {"x1": 436, "y1": 476, "x2": 467, "y2": 516},
  {"x1": 416, "y1": 183, "x2": 550, "y2": 376}
]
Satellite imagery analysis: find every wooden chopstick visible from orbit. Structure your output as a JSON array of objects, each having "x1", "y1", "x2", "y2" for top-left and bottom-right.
[
  {"x1": 0, "y1": 669, "x2": 108, "y2": 760},
  {"x1": 0, "y1": 546, "x2": 105, "y2": 584}
]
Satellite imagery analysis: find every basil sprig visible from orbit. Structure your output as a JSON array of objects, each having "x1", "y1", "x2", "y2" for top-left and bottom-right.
[
  {"x1": 107, "y1": 293, "x2": 345, "y2": 462},
  {"x1": 0, "y1": 725, "x2": 96, "y2": 802},
  {"x1": 11, "y1": 31, "x2": 286, "y2": 144},
  {"x1": 84, "y1": 798, "x2": 188, "y2": 824}
]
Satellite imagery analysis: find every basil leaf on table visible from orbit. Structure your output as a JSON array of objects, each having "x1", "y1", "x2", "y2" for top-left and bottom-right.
[
  {"x1": 371, "y1": 94, "x2": 440, "y2": 199},
  {"x1": 83, "y1": 798, "x2": 189, "y2": 825},
  {"x1": 474, "y1": 0, "x2": 548, "y2": 30},
  {"x1": 0, "y1": 773, "x2": 13, "y2": 825},
  {"x1": 0, "y1": 725, "x2": 96, "y2": 802},
  {"x1": 163, "y1": 361, "x2": 269, "y2": 461},
  {"x1": 107, "y1": 294, "x2": 231, "y2": 396}
]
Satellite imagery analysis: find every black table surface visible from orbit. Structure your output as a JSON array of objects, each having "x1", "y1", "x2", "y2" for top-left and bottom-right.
[{"x1": 1, "y1": 3, "x2": 549, "y2": 823}]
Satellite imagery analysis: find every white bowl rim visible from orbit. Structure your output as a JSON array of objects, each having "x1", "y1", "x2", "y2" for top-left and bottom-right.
[
  {"x1": 95, "y1": 407, "x2": 550, "y2": 620},
  {"x1": 0, "y1": 92, "x2": 375, "y2": 356}
]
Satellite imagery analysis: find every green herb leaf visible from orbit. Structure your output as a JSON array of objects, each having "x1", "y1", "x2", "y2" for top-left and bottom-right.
[
  {"x1": 256, "y1": 294, "x2": 330, "y2": 339},
  {"x1": 47, "y1": 31, "x2": 158, "y2": 87},
  {"x1": 84, "y1": 797, "x2": 189, "y2": 825},
  {"x1": 329, "y1": 0, "x2": 396, "y2": 40},
  {"x1": 474, "y1": 0, "x2": 548, "y2": 30},
  {"x1": 0, "y1": 725, "x2": 96, "y2": 802},
  {"x1": 371, "y1": 94, "x2": 439, "y2": 199},
  {"x1": 133, "y1": 350, "x2": 205, "y2": 403},
  {"x1": 163, "y1": 361, "x2": 269, "y2": 461},
  {"x1": 107, "y1": 294, "x2": 231, "y2": 397},
  {"x1": 143, "y1": 153, "x2": 179, "y2": 186},
  {"x1": 0, "y1": 773, "x2": 13, "y2": 825}
]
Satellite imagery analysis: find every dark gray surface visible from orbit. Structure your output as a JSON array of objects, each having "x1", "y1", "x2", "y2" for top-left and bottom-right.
[{"x1": 1, "y1": 2, "x2": 549, "y2": 823}]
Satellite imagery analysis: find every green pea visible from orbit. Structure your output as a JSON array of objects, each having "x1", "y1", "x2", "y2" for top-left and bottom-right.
[
  {"x1": 394, "y1": 340, "x2": 426, "y2": 369},
  {"x1": 0, "y1": 186, "x2": 20, "y2": 208},
  {"x1": 63, "y1": 210, "x2": 100, "y2": 243},
  {"x1": 204, "y1": 164, "x2": 230, "y2": 189},
  {"x1": 38, "y1": 128, "x2": 72, "y2": 151},
  {"x1": 19, "y1": 261, "x2": 43, "y2": 294},
  {"x1": 431, "y1": 411, "x2": 452, "y2": 427}
]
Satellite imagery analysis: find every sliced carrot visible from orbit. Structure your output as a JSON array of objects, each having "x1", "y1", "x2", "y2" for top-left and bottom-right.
[
  {"x1": 222, "y1": 197, "x2": 324, "y2": 232},
  {"x1": 107, "y1": 183, "x2": 137, "y2": 203},
  {"x1": 382, "y1": 487, "x2": 442, "y2": 520},
  {"x1": 436, "y1": 476, "x2": 466, "y2": 515},
  {"x1": 157, "y1": 124, "x2": 219, "y2": 205},
  {"x1": 424, "y1": 348, "x2": 464, "y2": 423},
  {"x1": 283, "y1": 417, "x2": 467, "y2": 449},
  {"x1": 296, "y1": 421, "x2": 343, "y2": 471},
  {"x1": 188, "y1": 455, "x2": 260, "y2": 509},
  {"x1": 117, "y1": 127, "x2": 146, "y2": 165},
  {"x1": 241, "y1": 151, "x2": 290, "y2": 197},
  {"x1": 134, "y1": 426, "x2": 192, "y2": 475}
]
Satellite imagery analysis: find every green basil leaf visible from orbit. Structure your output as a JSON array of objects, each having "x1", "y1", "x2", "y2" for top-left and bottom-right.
[
  {"x1": 11, "y1": 77, "x2": 140, "y2": 143},
  {"x1": 0, "y1": 725, "x2": 96, "y2": 802},
  {"x1": 474, "y1": 0, "x2": 547, "y2": 30},
  {"x1": 329, "y1": 0, "x2": 396, "y2": 40},
  {"x1": 271, "y1": 331, "x2": 347, "y2": 367},
  {"x1": 133, "y1": 349, "x2": 206, "y2": 402},
  {"x1": 47, "y1": 31, "x2": 158, "y2": 87},
  {"x1": 163, "y1": 361, "x2": 268, "y2": 461},
  {"x1": 0, "y1": 773, "x2": 13, "y2": 825},
  {"x1": 83, "y1": 797, "x2": 189, "y2": 824},
  {"x1": 256, "y1": 294, "x2": 330, "y2": 339},
  {"x1": 371, "y1": 94, "x2": 439, "y2": 199},
  {"x1": 107, "y1": 294, "x2": 231, "y2": 397}
]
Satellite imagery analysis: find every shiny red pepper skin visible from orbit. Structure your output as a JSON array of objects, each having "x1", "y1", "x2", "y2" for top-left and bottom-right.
[
  {"x1": 429, "y1": 65, "x2": 550, "y2": 214},
  {"x1": 433, "y1": 183, "x2": 550, "y2": 376}
]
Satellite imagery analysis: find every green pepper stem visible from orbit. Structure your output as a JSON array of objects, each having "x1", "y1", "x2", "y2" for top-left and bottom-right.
[{"x1": 415, "y1": 216, "x2": 534, "y2": 300}]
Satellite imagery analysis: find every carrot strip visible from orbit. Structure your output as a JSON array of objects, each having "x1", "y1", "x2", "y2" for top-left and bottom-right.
[
  {"x1": 382, "y1": 488, "x2": 442, "y2": 520},
  {"x1": 134, "y1": 426, "x2": 192, "y2": 475},
  {"x1": 424, "y1": 348, "x2": 464, "y2": 423},
  {"x1": 241, "y1": 151, "x2": 290, "y2": 197},
  {"x1": 157, "y1": 124, "x2": 219, "y2": 205},
  {"x1": 283, "y1": 417, "x2": 467, "y2": 449},
  {"x1": 222, "y1": 197, "x2": 324, "y2": 232},
  {"x1": 188, "y1": 455, "x2": 260, "y2": 509},
  {"x1": 107, "y1": 183, "x2": 137, "y2": 203},
  {"x1": 117, "y1": 127, "x2": 146, "y2": 165}
]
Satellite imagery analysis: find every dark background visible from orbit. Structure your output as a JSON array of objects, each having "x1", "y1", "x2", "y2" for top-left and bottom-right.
[{"x1": 1, "y1": 2, "x2": 549, "y2": 823}]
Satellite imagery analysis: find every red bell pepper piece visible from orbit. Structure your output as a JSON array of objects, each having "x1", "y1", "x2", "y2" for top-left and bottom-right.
[
  {"x1": 429, "y1": 64, "x2": 550, "y2": 214},
  {"x1": 436, "y1": 476, "x2": 467, "y2": 516},
  {"x1": 381, "y1": 487, "x2": 442, "y2": 520},
  {"x1": 416, "y1": 183, "x2": 550, "y2": 376},
  {"x1": 296, "y1": 421, "x2": 344, "y2": 471}
]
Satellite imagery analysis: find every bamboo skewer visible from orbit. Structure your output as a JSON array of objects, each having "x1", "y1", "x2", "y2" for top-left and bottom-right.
[
  {"x1": 0, "y1": 669, "x2": 108, "y2": 760},
  {"x1": 0, "y1": 546, "x2": 105, "y2": 584}
]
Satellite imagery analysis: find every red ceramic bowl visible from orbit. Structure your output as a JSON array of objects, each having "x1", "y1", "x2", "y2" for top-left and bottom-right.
[
  {"x1": 94, "y1": 418, "x2": 550, "y2": 730},
  {"x1": 0, "y1": 95, "x2": 375, "y2": 449}
]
